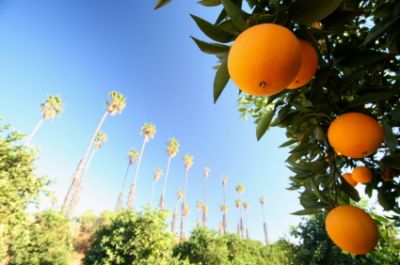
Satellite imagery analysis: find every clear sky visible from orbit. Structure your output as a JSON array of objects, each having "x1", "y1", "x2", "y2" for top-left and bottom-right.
[{"x1": 0, "y1": 0, "x2": 302, "y2": 242}]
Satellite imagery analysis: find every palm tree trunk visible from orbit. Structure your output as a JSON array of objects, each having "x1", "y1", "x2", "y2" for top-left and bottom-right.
[
  {"x1": 61, "y1": 111, "x2": 108, "y2": 215},
  {"x1": 262, "y1": 205, "x2": 268, "y2": 244},
  {"x1": 127, "y1": 138, "x2": 146, "y2": 208},
  {"x1": 171, "y1": 202, "x2": 179, "y2": 234},
  {"x1": 115, "y1": 163, "x2": 131, "y2": 210},
  {"x1": 26, "y1": 119, "x2": 44, "y2": 144},
  {"x1": 222, "y1": 213, "x2": 227, "y2": 234},
  {"x1": 179, "y1": 202, "x2": 185, "y2": 243},
  {"x1": 149, "y1": 180, "x2": 156, "y2": 208},
  {"x1": 159, "y1": 156, "x2": 172, "y2": 209},
  {"x1": 244, "y1": 210, "x2": 249, "y2": 239},
  {"x1": 202, "y1": 177, "x2": 207, "y2": 227},
  {"x1": 66, "y1": 148, "x2": 96, "y2": 218}
]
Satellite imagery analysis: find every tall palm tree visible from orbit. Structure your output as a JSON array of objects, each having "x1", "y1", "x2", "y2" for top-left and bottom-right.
[
  {"x1": 127, "y1": 122, "x2": 157, "y2": 208},
  {"x1": 26, "y1": 95, "x2": 64, "y2": 144},
  {"x1": 180, "y1": 154, "x2": 194, "y2": 242},
  {"x1": 259, "y1": 196, "x2": 268, "y2": 244},
  {"x1": 236, "y1": 184, "x2": 245, "y2": 238},
  {"x1": 234, "y1": 199, "x2": 241, "y2": 236},
  {"x1": 61, "y1": 91, "x2": 126, "y2": 215},
  {"x1": 196, "y1": 200, "x2": 204, "y2": 227},
  {"x1": 66, "y1": 132, "x2": 108, "y2": 217},
  {"x1": 149, "y1": 167, "x2": 163, "y2": 207},
  {"x1": 242, "y1": 201, "x2": 249, "y2": 239},
  {"x1": 220, "y1": 203, "x2": 228, "y2": 234},
  {"x1": 171, "y1": 190, "x2": 184, "y2": 234},
  {"x1": 202, "y1": 167, "x2": 211, "y2": 227},
  {"x1": 222, "y1": 176, "x2": 228, "y2": 234},
  {"x1": 159, "y1": 138, "x2": 180, "y2": 209},
  {"x1": 180, "y1": 202, "x2": 189, "y2": 242},
  {"x1": 116, "y1": 149, "x2": 139, "y2": 210}
]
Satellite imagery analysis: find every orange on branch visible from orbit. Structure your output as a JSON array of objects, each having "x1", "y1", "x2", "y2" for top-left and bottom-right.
[
  {"x1": 325, "y1": 205, "x2": 379, "y2": 255},
  {"x1": 352, "y1": 166, "x2": 373, "y2": 184},
  {"x1": 287, "y1": 40, "x2": 318, "y2": 89},
  {"x1": 342, "y1": 173, "x2": 357, "y2": 187},
  {"x1": 327, "y1": 113, "x2": 384, "y2": 158},
  {"x1": 228, "y1": 23, "x2": 302, "y2": 96}
]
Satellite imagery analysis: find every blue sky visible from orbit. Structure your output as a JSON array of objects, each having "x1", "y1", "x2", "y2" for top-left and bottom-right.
[{"x1": 0, "y1": 0, "x2": 302, "y2": 242}]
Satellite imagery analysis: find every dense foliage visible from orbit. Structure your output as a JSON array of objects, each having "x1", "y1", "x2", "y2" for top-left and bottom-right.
[
  {"x1": 156, "y1": 0, "x2": 400, "y2": 221},
  {"x1": 8, "y1": 210, "x2": 72, "y2": 265},
  {"x1": 0, "y1": 122, "x2": 47, "y2": 260},
  {"x1": 84, "y1": 209, "x2": 176, "y2": 265}
]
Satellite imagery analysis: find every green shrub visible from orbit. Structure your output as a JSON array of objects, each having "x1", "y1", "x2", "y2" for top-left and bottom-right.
[
  {"x1": 84, "y1": 209, "x2": 175, "y2": 265},
  {"x1": 8, "y1": 210, "x2": 72, "y2": 265}
]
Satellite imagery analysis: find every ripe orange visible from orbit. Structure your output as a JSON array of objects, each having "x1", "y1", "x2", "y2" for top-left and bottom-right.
[
  {"x1": 327, "y1": 113, "x2": 384, "y2": 158},
  {"x1": 287, "y1": 40, "x2": 318, "y2": 89},
  {"x1": 352, "y1": 166, "x2": 373, "y2": 183},
  {"x1": 325, "y1": 205, "x2": 379, "y2": 254},
  {"x1": 342, "y1": 173, "x2": 357, "y2": 187},
  {"x1": 227, "y1": 23, "x2": 302, "y2": 96}
]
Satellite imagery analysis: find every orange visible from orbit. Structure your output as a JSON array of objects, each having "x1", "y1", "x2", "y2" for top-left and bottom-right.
[
  {"x1": 325, "y1": 205, "x2": 379, "y2": 254},
  {"x1": 342, "y1": 173, "x2": 357, "y2": 187},
  {"x1": 327, "y1": 113, "x2": 384, "y2": 158},
  {"x1": 287, "y1": 40, "x2": 318, "y2": 89},
  {"x1": 352, "y1": 166, "x2": 373, "y2": 183},
  {"x1": 227, "y1": 23, "x2": 302, "y2": 96}
]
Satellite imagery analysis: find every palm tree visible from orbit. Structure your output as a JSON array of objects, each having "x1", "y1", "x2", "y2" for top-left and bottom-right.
[
  {"x1": 234, "y1": 199, "x2": 241, "y2": 236},
  {"x1": 202, "y1": 167, "x2": 211, "y2": 227},
  {"x1": 66, "y1": 132, "x2": 108, "y2": 217},
  {"x1": 236, "y1": 184, "x2": 245, "y2": 238},
  {"x1": 171, "y1": 190, "x2": 184, "y2": 234},
  {"x1": 149, "y1": 167, "x2": 163, "y2": 207},
  {"x1": 127, "y1": 122, "x2": 157, "y2": 208},
  {"x1": 180, "y1": 154, "x2": 194, "y2": 242},
  {"x1": 26, "y1": 95, "x2": 64, "y2": 144},
  {"x1": 196, "y1": 200, "x2": 204, "y2": 227},
  {"x1": 61, "y1": 91, "x2": 126, "y2": 215},
  {"x1": 116, "y1": 149, "x2": 139, "y2": 210},
  {"x1": 242, "y1": 201, "x2": 249, "y2": 239},
  {"x1": 222, "y1": 176, "x2": 228, "y2": 234},
  {"x1": 159, "y1": 138, "x2": 180, "y2": 209},
  {"x1": 220, "y1": 203, "x2": 228, "y2": 234},
  {"x1": 259, "y1": 196, "x2": 268, "y2": 244},
  {"x1": 180, "y1": 202, "x2": 189, "y2": 242}
]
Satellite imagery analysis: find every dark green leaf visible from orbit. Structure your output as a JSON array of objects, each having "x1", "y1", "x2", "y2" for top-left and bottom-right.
[
  {"x1": 154, "y1": 0, "x2": 172, "y2": 9},
  {"x1": 291, "y1": 208, "x2": 321, "y2": 216},
  {"x1": 289, "y1": 0, "x2": 343, "y2": 24},
  {"x1": 214, "y1": 60, "x2": 230, "y2": 103},
  {"x1": 256, "y1": 108, "x2": 275, "y2": 141},
  {"x1": 344, "y1": 90, "x2": 399, "y2": 109},
  {"x1": 198, "y1": 0, "x2": 221, "y2": 7},
  {"x1": 362, "y1": 17, "x2": 399, "y2": 46},
  {"x1": 381, "y1": 154, "x2": 400, "y2": 170},
  {"x1": 222, "y1": 0, "x2": 249, "y2": 31},
  {"x1": 279, "y1": 139, "x2": 298, "y2": 148},
  {"x1": 191, "y1": 14, "x2": 236, "y2": 43},
  {"x1": 382, "y1": 119, "x2": 398, "y2": 154},
  {"x1": 190, "y1": 37, "x2": 230, "y2": 54},
  {"x1": 341, "y1": 181, "x2": 360, "y2": 202}
]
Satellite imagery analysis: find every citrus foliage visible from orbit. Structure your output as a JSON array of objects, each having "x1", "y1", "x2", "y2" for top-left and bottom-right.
[
  {"x1": 8, "y1": 210, "x2": 72, "y2": 265},
  {"x1": 156, "y1": 0, "x2": 400, "y2": 220},
  {"x1": 84, "y1": 209, "x2": 176, "y2": 265}
]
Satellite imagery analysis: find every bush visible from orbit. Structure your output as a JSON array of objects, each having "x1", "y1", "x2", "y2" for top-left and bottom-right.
[
  {"x1": 84, "y1": 209, "x2": 175, "y2": 265},
  {"x1": 8, "y1": 210, "x2": 72, "y2": 265}
]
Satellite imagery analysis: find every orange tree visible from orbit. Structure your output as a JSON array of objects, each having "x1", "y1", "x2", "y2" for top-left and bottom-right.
[{"x1": 155, "y1": 0, "x2": 400, "y2": 222}]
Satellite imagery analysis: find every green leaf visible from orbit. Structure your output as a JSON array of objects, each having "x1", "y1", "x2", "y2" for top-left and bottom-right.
[
  {"x1": 289, "y1": 0, "x2": 343, "y2": 24},
  {"x1": 198, "y1": 0, "x2": 221, "y2": 7},
  {"x1": 382, "y1": 119, "x2": 398, "y2": 154},
  {"x1": 341, "y1": 182, "x2": 360, "y2": 202},
  {"x1": 279, "y1": 139, "x2": 298, "y2": 148},
  {"x1": 214, "y1": 61, "x2": 230, "y2": 103},
  {"x1": 190, "y1": 14, "x2": 236, "y2": 43},
  {"x1": 291, "y1": 208, "x2": 321, "y2": 216},
  {"x1": 221, "y1": 0, "x2": 249, "y2": 31},
  {"x1": 256, "y1": 108, "x2": 276, "y2": 141},
  {"x1": 190, "y1": 37, "x2": 230, "y2": 54},
  {"x1": 344, "y1": 90, "x2": 399, "y2": 109},
  {"x1": 154, "y1": 0, "x2": 172, "y2": 9},
  {"x1": 381, "y1": 154, "x2": 400, "y2": 170}
]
